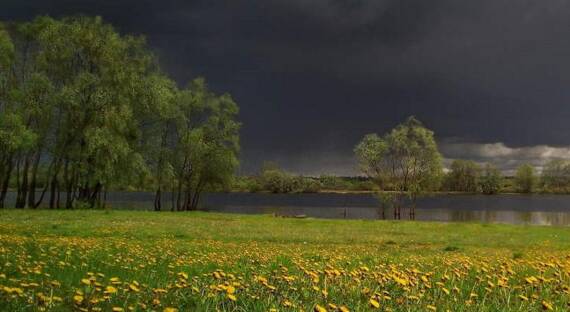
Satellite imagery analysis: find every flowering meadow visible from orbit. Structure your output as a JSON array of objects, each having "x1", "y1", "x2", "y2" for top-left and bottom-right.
[{"x1": 0, "y1": 210, "x2": 569, "y2": 311}]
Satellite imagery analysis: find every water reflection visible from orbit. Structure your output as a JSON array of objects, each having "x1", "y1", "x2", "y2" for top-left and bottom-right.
[
  {"x1": 202, "y1": 204, "x2": 570, "y2": 226},
  {"x1": 200, "y1": 193, "x2": 570, "y2": 226},
  {"x1": 4, "y1": 192, "x2": 570, "y2": 226}
]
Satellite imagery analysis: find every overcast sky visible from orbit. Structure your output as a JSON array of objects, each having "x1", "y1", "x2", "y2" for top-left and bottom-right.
[{"x1": 4, "y1": 0, "x2": 570, "y2": 175}]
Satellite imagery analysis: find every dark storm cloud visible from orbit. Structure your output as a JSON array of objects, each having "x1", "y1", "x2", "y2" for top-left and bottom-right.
[{"x1": 3, "y1": 0, "x2": 570, "y2": 174}]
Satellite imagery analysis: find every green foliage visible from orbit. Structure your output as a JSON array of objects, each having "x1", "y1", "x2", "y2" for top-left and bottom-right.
[
  {"x1": 0, "y1": 16, "x2": 240, "y2": 210},
  {"x1": 318, "y1": 175, "x2": 341, "y2": 189},
  {"x1": 541, "y1": 159, "x2": 570, "y2": 193},
  {"x1": 479, "y1": 164, "x2": 502, "y2": 195},
  {"x1": 293, "y1": 176, "x2": 322, "y2": 193},
  {"x1": 261, "y1": 167, "x2": 294, "y2": 193},
  {"x1": 0, "y1": 23, "x2": 14, "y2": 77},
  {"x1": 355, "y1": 116, "x2": 443, "y2": 218},
  {"x1": 257, "y1": 164, "x2": 322, "y2": 194},
  {"x1": 444, "y1": 160, "x2": 481, "y2": 192},
  {"x1": 354, "y1": 133, "x2": 388, "y2": 185},
  {"x1": 514, "y1": 164, "x2": 536, "y2": 193},
  {"x1": 169, "y1": 79, "x2": 240, "y2": 210},
  {"x1": 231, "y1": 176, "x2": 262, "y2": 193}
]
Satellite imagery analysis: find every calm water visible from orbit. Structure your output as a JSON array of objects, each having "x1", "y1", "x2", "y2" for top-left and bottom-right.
[{"x1": 6, "y1": 192, "x2": 570, "y2": 226}]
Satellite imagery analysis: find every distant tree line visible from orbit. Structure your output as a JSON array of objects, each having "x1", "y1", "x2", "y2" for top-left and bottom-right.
[
  {"x1": 442, "y1": 160, "x2": 503, "y2": 194},
  {"x1": 0, "y1": 16, "x2": 240, "y2": 210},
  {"x1": 442, "y1": 159, "x2": 570, "y2": 194},
  {"x1": 231, "y1": 162, "x2": 377, "y2": 194}
]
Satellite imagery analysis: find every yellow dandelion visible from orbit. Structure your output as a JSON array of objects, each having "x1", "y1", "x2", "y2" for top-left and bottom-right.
[
  {"x1": 73, "y1": 295, "x2": 84, "y2": 304},
  {"x1": 369, "y1": 298, "x2": 380, "y2": 309},
  {"x1": 314, "y1": 304, "x2": 327, "y2": 312},
  {"x1": 541, "y1": 301, "x2": 553, "y2": 311}
]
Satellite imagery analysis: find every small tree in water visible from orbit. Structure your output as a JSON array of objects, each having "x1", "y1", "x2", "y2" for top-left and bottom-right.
[{"x1": 355, "y1": 116, "x2": 443, "y2": 219}]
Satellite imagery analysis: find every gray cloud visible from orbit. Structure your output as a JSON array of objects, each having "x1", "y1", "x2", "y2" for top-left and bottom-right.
[
  {"x1": 258, "y1": 140, "x2": 570, "y2": 177},
  {"x1": 440, "y1": 141, "x2": 570, "y2": 175}
]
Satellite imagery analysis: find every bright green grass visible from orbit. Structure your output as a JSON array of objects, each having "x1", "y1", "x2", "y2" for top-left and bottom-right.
[{"x1": 0, "y1": 210, "x2": 569, "y2": 311}]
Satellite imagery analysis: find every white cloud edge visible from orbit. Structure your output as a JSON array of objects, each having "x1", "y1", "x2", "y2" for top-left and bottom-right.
[{"x1": 440, "y1": 141, "x2": 570, "y2": 175}]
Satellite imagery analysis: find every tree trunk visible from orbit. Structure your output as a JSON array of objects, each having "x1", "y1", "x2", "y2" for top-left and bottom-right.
[
  {"x1": 63, "y1": 159, "x2": 74, "y2": 209},
  {"x1": 103, "y1": 187, "x2": 107, "y2": 209},
  {"x1": 0, "y1": 155, "x2": 14, "y2": 209},
  {"x1": 49, "y1": 177, "x2": 58, "y2": 209},
  {"x1": 15, "y1": 158, "x2": 23, "y2": 208},
  {"x1": 89, "y1": 182, "x2": 102, "y2": 208},
  {"x1": 190, "y1": 191, "x2": 201, "y2": 211},
  {"x1": 183, "y1": 186, "x2": 191, "y2": 211},
  {"x1": 410, "y1": 195, "x2": 416, "y2": 220},
  {"x1": 33, "y1": 182, "x2": 49, "y2": 209},
  {"x1": 48, "y1": 158, "x2": 61, "y2": 209},
  {"x1": 154, "y1": 186, "x2": 162, "y2": 211},
  {"x1": 171, "y1": 188, "x2": 175, "y2": 212},
  {"x1": 19, "y1": 154, "x2": 32, "y2": 208},
  {"x1": 27, "y1": 149, "x2": 42, "y2": 209},
  {"x1": 56, "y1": 181, "x2": 60, "y2": 209},
  {"x1": 176, "y1": 180, "x2": 183, "y2": 211}
]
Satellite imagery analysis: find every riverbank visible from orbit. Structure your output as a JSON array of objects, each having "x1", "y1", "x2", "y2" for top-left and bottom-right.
[{"x1": 0, "y1": 210, "x2": 569, "y2": 311}]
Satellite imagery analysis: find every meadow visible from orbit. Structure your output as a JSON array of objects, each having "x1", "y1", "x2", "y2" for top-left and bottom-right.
[{"x1": 0, "y1": 210, "x2": 569, "y2": 311}]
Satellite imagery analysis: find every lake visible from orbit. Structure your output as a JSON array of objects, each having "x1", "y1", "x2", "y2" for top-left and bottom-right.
[{"x1": 6, "y1": 192, "x2": 567, "y2": 226}]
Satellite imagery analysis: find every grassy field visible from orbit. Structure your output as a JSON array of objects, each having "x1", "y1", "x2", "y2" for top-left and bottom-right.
[{"x1": 0, "y1": 210, "x2": 569, "y2": 311}]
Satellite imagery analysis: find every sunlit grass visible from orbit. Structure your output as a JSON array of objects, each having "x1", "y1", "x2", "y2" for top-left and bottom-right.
[{"x1": 0, "y1": 210, "x2": 569, "y2": 311}]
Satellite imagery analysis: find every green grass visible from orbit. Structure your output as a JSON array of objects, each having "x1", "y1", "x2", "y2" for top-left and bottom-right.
[{"x1": 0, "y1": 210, "x2": 569, "y2": 311}]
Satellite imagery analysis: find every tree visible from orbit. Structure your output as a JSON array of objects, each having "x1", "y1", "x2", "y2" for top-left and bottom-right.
[
  {"x1": 34, "y1": 16, "x2": 156, "y2": 209},
  {"x1": 541, "y1": 159, "x2": 570, "y2": 193},
  {"x1": 171, "y1": 79, "x2": 240, "y2": 211},
  {"x1": 355, "y1": 116, "x2": 443, "y2": 219},
  {"x1": 444, "y1": 160, "x2": 481, "y2": 192},
  {"x1": 479, "y1": 163, "x2": 502, "y2": 195},
  {"x1": 138, "y1": 74, "x2": 178, "y2": 211},
  {"x1": 0, "y1": 16, "x2": 241, "y2": 210},
  {"x1": 0, "y1": 20, "x2": 45, "y2": 209},
  {"x1": 0, "y1": 24, "x2": 16, "y2": 207},
  {"x1": 514, "y1": 164, "x2": 536, "y2": 193}
]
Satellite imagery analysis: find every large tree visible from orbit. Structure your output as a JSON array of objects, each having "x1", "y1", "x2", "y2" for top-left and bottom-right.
[{"x1": 355, "y1": 116, "x2": 443, "y2": 219}]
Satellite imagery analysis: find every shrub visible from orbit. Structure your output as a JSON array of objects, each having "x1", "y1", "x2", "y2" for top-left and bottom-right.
[
  {"x1": 262, "y1": 169, "x2": 294, "y2": 193},
  {"x1": 297, "y1": 178, "x2": 322, "y2": 193}
]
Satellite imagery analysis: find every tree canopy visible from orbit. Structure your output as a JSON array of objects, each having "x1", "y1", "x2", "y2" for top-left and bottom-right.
[
  {"x1": 0, "y1": 16, "x2": 240, "y2": 210},
  {"x1": 355, "y1": 116, "x2": 443, "y2": 219}
]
